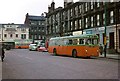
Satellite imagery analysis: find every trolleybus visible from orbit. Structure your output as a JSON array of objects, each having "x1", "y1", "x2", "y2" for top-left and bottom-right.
[{"x1": 48, "y1": 34, "x2": 99, "y2": 58}]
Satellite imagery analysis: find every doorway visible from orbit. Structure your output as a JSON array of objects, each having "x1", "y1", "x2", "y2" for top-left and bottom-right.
[{"x1": 109, "y1": 32, "x2": 114, "y2": 49}]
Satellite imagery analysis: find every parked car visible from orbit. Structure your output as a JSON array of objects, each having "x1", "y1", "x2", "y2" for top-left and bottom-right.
[
  {"x1": 29, "y1": 44, "x2": 37, "y2": 51},
  {"x1": 37, "y1": 45, "x2": 48, "y2": 52}
]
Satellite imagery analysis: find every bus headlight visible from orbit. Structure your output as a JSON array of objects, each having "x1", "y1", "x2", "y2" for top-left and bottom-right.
[
  {"x1": 97, "y1": 50, "x2": 99, "y2": 52},
  {"x1": 85, "y1": 50, "x2": 88, "y2": 52}
]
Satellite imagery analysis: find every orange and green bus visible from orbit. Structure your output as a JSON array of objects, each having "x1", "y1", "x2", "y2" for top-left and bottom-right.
[
  {"x1": 15, "y1": 39, "x2": 33, "y2": 49},
  {"x1": 48, "y1": 34, "x2": 99, "y2": 58}
]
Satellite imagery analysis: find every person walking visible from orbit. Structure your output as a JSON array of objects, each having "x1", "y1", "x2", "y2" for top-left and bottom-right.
[
  {"x1": 99, "y1": 44, "x2": 103, "y2": 55},
  {"x1": 0, "y1": 47, "x2": 5, "y2": 62}
]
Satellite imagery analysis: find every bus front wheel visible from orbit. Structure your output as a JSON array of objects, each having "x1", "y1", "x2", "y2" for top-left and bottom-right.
[
  {"x1": 72, "y1": 50, "x2": 77, "y2": 58},
  {"x1": 53, "y1": 49, "x2": 57, "y2": 56}
]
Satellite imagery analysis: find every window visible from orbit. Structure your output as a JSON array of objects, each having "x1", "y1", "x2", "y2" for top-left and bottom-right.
[
  {"x1": 91, "y1": 2, "x2": 93, "y2": 9},
  {"x1": 68, "y1": 40, "x2": 73, "y2": 45},
  {"x1": 4, "y1": 34, "x2": 7, "y2": 38},
  {"x1": 103, "y1": 13, "x2": 105, "y2": 25},
  {"x1": 49, "y1": 26, "x2": 51, "y2": 34},
  {"x1": 70, "y1": 21, "x2": 73, "y2": 30},
  {"x1": 97, "y1": 2, "x2": 100, "y2": 7},
  {"x1": 97, "y1": 15, "x2": 100, "y2": 26},
  {"x1": 79, "y1": 5, "x2": 82, "y2": 14},
  {"x1": 85, "y1": 18, "x2": 88, "y2": 28},
  {"x1": 63, "y1": 23, "x2": 65, "y2": 32},
  {"x1": 42, "y1": 21, "x2": 45, "y2": 25},
  {"x1": 16, "y1": 34, "x2": 18, "y2": 38},
  {"x1": 96, "y1": 0, "x2": 100, "y2": 7},
  {"x1": 39, "y1": 35, "x2": 41, "y2": 39},
  {"x1": 110, "y1": 11, "x2": 114, "y2": 24},
  {"x1": 91, "y1": 16, "x2": 94, "y2": 27},
  {"x1": 82, "y1": 18, "x2": 84, "y2": 28},
  {"x1": 10, "y1": 34, "x2": 12, "y2": 38},
  {"x1": 75, "y1": 20, "x2": 77, "y2": 30},
  {"x1": 39, "y1": 21, "x2": 41, "y2": 25},
  {"x1": 73, "y1": 39, "x2": 78, "y2": 45},
  {"x1": 85, "y1": 3, "x2": 88, "y2": 12},
  {"x1": 21, "y1": 34, "x2": 26, "y2": 39},
  {"x1": 79, "y1": 19, "x2": 82, "y2": 29},
  {"x1": 53, "y1": 25, "x2": 55, "y2": 33},
  {"x1": 79, "y1": 39, "x2": 84, "y2": 44},
  {"x1": 70, "y1": 9, "x2": 73, "y2": 17},
  {"x1": 75, "y1": 6, "x2": 78, "y2": 16},
  {"x1": 56, "y1": 25, "x2": 59, "y2": 32},
  {"x1": 34, "y1": 35, "x2": 37, "y2": 39},
  {"x1": 42, "y1": 27, "x2": 44, "y2": 32},
  {"x1": 42, "y1": 36, "x2": 45, "y2": 39}
]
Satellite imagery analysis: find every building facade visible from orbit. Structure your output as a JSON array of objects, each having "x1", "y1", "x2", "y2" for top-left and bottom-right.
[
  {"x1": 24, "y1": 13, "x2": 46, "y2": 42},
  {"x1": 46, "y1": 2, "x2": 63, "y2": 38},
  {"x1": 46, "y1": 1, "x2": 120, "y2": 53},
  {"x1": 0, "y1": 23, "x2": 29, "y2": 42}
]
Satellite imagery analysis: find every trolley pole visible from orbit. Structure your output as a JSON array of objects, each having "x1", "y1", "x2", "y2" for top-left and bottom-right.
[{"x1": 104, "y1": 2, "x2": 107, "y2": 57}]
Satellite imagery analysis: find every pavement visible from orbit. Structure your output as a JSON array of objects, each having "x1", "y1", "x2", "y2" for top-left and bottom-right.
[{"x1": 99, "y1": 53, "x2": 120, "y2": 60}]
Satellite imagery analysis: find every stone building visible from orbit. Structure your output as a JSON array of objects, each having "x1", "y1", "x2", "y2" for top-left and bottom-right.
[
  {"x1": 46, "y1": 1, "x2": 120, "y2": 53},
  {"x1": 24, "y1": 13, "x2": 46, "y2": 43},
  {"x1": 0, "y1": 23, "x2": 29, "y2": 42}
]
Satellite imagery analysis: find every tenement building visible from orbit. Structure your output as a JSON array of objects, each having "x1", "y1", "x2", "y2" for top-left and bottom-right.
[
  {"x1": 46, "y1": 1, "x2": 120, "y2": 53},
  {"x1": 24, "y1": 13, "x2": 46, "y2": 43}
]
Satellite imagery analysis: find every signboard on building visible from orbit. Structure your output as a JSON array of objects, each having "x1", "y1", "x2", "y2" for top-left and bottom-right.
[{"x1": 86, "y1": 30, "x2": 92, "y2": 34}]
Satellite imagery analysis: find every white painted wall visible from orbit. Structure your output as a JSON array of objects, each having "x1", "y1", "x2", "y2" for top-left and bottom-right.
[{"x1": 0, "y1": 24, "x2": 29, "y2": 42}]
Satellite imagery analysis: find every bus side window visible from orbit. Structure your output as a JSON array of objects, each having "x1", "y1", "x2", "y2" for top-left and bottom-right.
[
  {"x1": 79, "y1": 39, "x2": 84, "y2": 44},
  {"x1": 64, "y1": 39, "x2": 69, "y2": 45},
  {"x1": 69, "y1": 40, "x2": 72, "y2": 45},
  {"x1": 73, "y1": 39, "x2": 77, "y2": 45},
  {"x1": 86, "y1": 39, "x2": 91, "y2": 45}
]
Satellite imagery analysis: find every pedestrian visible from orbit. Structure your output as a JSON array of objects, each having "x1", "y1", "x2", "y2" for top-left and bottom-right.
[
  {"x1": 99, "y1": 44, "x2": 103, "y2": 55},
  {"x1": 0, "y1": 46, "x2": 5, "y2": 62}
]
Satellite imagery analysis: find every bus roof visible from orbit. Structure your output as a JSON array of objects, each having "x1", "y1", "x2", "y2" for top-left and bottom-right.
[{"x1": 50, "y1": 34, "x2": 98, "y2": 40}]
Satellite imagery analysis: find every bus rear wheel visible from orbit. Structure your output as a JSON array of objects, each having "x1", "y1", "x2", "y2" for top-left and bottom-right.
[
  {"x1": 18, "y1": 47, "x2": 21, "y2": 49},
  {"x1": 72, "y1": 50, "x2": 77, "y2": 58},
  {"x1": 53, "y1": 49, "x2": 57, "y2": 56}
]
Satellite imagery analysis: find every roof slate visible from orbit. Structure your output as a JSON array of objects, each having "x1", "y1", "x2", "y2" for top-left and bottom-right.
[{"x1": 28, "y1": 15, "x2": 45, "y2": 20}]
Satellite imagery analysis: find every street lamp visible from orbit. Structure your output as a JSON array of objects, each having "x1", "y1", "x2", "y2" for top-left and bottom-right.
[
  {"x1": 115, "y1": 2, "x2": 118, "y2": 53},
  {"x1": 104, "y1": 2, "x2": 107, "y2": 57}
]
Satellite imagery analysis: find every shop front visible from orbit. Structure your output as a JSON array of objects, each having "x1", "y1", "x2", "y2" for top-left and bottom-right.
[{"x1": 83, "y1": 26, "x2": 116, "y2": 53}]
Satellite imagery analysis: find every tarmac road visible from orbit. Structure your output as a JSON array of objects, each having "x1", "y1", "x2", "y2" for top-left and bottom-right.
[{"x1": 2, "y1": 49, "x2": 118, "y2": 79}]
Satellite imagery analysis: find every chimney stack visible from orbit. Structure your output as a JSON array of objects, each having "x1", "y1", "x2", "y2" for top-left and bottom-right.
[
  {"x1": 64, "y1": 0, "x2": 73, "y2": 7},
  {"x1": 51, "y1": 0, "x2": 55, "y2": 11}
]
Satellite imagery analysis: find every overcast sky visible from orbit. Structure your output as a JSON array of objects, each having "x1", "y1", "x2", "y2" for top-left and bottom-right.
[{"x1": 0, "y1": 0, "x2": 78, "y2": 24}]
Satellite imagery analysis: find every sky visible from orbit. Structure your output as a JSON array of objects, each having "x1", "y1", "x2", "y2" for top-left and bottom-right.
[{"x1": 0, "y1": 0, "x2": 79, "y2": 24}]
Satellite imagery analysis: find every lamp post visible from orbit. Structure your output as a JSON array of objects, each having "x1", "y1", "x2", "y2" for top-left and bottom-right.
[
  {"x1": 115, "y1": 2, "x2": 118, "y2": 53},
  {"x1": 104, "y1": 2, "x2": 107, "y2": 57}
]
